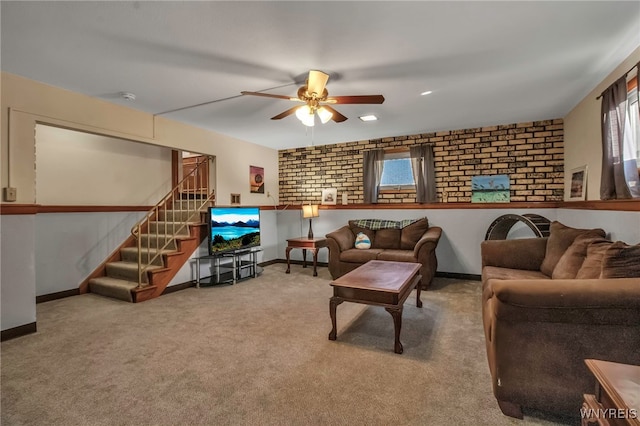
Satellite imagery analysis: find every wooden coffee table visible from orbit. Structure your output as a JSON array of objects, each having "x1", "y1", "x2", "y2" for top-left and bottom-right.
[{"x1": 328, "y1": 260, "x2": 422, "y2": 354}]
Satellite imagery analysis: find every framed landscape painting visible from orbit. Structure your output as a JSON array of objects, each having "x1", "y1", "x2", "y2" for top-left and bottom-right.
[{"x1": 471, "y1": 174, "x2": 510, "y2": 203}]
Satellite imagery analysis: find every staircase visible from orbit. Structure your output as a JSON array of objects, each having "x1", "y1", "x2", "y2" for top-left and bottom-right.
[{"x1": 81, "y1": 157, "x2": 215, "y2": 303}]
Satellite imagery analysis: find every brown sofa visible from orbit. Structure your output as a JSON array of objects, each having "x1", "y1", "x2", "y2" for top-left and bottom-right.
[
  {"x1": 325, "y1": 218, "x2": 442, "y2": 288},
  {"x1": 481, "y1": 221, "x2": 640, "y2": 418}
]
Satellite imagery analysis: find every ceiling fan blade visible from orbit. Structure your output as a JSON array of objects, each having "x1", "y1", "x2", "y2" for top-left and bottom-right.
[
  {"x1": 307, "y1": 70, "x2": 330, "y2": 97},
  {"x1": 326, "y1": 95, "x2": 385, "y2": 104},
  {"x1": 241, "y1": 91, "x2": 298, "y2": 101},
  {"x1": 322, "y1": 105, "x2": 348, "y2": 123},
  {"x1": 271, "y1": 106, "x2": 300, "y2": 120}
]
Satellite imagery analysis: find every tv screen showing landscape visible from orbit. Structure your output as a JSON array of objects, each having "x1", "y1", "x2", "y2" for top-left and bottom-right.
[{"x1": 209, "y1": 207, "x2": 260, "y2": 254}]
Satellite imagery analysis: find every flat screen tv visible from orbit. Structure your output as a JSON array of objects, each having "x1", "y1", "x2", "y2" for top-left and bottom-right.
[{"x1": 208, "y1": 206, "x2": 261, "y2": 255}]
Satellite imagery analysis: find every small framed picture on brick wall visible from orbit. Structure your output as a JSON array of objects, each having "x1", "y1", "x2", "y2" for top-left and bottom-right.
[{"x1": 321, "y1": 188, "x2": 337, "y2": 205}]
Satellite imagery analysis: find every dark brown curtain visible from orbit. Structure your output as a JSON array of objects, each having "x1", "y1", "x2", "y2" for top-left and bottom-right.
[
  {"x1": 363, "y1": 149, "x2": 385, "y2": 203},
  {"x1": 600, "y1": 76, "x2": 632, "y2": 200},
  {"x1": 410, "y1": 145, "x2": 436, "y2": 203}
]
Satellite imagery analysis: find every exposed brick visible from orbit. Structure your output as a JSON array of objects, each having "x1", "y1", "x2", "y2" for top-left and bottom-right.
[{"x1": 279, "y1": 118, "x2": 564, "y2": 203}]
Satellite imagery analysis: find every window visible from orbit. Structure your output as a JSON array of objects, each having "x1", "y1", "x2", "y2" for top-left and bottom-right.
[
  {"x1": 379, "y1": 150, "x2": 415, "y2": 189},
  {"x1": 601, "y1": 70, "x2": 639, "y2": 199},
  {"x1": 624, "y1": 74, "x2": 639, "y2": 195}
]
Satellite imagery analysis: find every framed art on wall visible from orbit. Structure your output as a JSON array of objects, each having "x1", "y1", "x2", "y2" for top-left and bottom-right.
[
  {"x1": 250, "y1": 165, "x2": 264, "y2": 194},
  {"x1": 569, "y1": 165, "x2": 587, "y2": 201},
  {"x1": 321, "y1": 188, "x2": 337, "y2": 205},
  {"x1": 471, "y1": 174, "x2": 510, "y2": 203}
]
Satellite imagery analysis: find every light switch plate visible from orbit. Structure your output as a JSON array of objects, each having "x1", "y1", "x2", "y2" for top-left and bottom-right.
[{"x1": 3, "y1": 187, "x2": 17, "y2": 202}]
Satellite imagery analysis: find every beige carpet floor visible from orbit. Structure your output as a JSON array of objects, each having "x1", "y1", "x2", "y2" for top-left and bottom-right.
[{"x1": 1, "y1": 264, "x2": 575, "y2": 425}]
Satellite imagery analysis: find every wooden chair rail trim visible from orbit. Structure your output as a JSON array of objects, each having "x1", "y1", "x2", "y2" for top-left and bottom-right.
[
  {"x1": 2, "y1": 199, "x2": 639, "y2": 214},
  {"x1": 0, "y1": 204, "x2": 153, "y2": 214}
]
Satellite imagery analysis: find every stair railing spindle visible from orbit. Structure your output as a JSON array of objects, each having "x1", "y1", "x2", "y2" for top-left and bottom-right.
[{"x1": 136, "y1": 223, "x2": 142, "y2": 289}]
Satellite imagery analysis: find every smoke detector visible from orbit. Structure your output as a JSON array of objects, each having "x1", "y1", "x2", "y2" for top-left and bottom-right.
[{"x1": 119, "y1": 92, "x2": 136, "y2": 101}]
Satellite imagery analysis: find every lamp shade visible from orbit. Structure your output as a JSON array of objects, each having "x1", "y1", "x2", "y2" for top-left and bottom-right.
[
  {"x1": 317, "y1": 106, "x2": 333, "y2": 124},
  {"x1": 302, "y1": 204, "x2": 319, "y2": 218},
  {"x1": 296, "y1": 105, "x2": 315, "y2": 127}
]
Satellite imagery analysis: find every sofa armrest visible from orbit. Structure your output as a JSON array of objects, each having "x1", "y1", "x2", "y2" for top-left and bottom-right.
[
  {"x1": 481, "y1": 238, "x2": 547, "y2": 271},
  {"x1": 413, "y1": 226, "x2": 442, "y2": 256},
  {"x1": 326, "y1": 226, "x2": 354, "y2": 252},
  {"x1": 326, "y1": 226, "x2": 354, "y2": 279},
  {"x1": 487, "y1": 278, "x2": 640, "y2": 325},
  {"x1": 483, "y1": 277, "x2": 640, "y2": 416}
]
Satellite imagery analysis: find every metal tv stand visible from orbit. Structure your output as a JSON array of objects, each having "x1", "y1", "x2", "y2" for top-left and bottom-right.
[{"x1": 194, "y1": 247, "x2": 263, "y2": 287}]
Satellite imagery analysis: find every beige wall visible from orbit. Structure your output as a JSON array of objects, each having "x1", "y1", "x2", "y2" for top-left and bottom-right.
[
  {"x1": 564, "y1": 45, "x2": 640, "y2": 201},
  {"x1": 1, "y1": 72, "x2": 278, "y2": 205},
  {"x1": 35, "y1": 125, "x2": 173, "y2": 205}
]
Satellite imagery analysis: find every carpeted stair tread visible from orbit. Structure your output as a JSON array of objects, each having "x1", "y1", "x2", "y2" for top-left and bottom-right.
[
  {"x1": 138, "y1": 234, "x2": 179, "y2": 250},
  {"x1": 88, "y1": 277, "x2": 139, "y2": 302},
  {"x1": 105, "y1": 261, "x2": 163, "y2": 283},
  {"x1": 172, "y1": 201, "x2": 211, "y2": 210},
  {"x1": 119, "y1": 247, "x2": 177, "y2": 266},
  {"x1": 158, "y1": 210, "x2": 204, "y2": 223},
  {"x1": 148, "y1": 221, "x2": 192, "y2": 236}
]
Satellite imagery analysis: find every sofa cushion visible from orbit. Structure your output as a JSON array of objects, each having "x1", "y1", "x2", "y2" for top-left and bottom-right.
[
  {"x1": 372, "y1": 228, "x2": 401, "y2": 249},
  {"x1": 377, "y1": 249, "x2": 418, "y2": 263},
  {"x1": 575, "y1": 239, "x2": 614, "y2": 279},
  {"x1": 339, "y1": 248, "x2": 384, "y2": 263},
  {"x1": 482, "y1": 266, "x2": 550, "y2": 282},
  {"x1": 552, "y1": 235, "x2": 605, "y2": 279},
  {"x1": 400, "y1": 217, "x2": 429, "y2": 250},
  {"x1": 601, "y1": 242, "x2": 640, "y2": 278},
  {"x1": 540, "y1": 221, "x2": 606, "y2": 276}
]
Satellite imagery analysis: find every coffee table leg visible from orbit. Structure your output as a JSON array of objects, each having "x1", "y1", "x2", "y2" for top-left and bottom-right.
[
  {"x1": 385, "y1": 307, "x2": 403, "y2": 354},
  {"x1": 328, "y1": 297, "x2": 343, "y2": 340}
]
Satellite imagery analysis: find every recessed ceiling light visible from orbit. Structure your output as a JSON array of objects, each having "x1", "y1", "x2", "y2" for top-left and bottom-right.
[
  {"x1": 420, "y1": 90, "x2": 433, "y2": 96},
  {"x1": 359, "y1": 115, "x2": 378, "y2": 122}
]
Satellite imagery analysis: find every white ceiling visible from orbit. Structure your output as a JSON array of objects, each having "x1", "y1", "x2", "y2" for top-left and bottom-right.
[{"x1": 2, "y1": 1, "x2": 640, "y2": 150}]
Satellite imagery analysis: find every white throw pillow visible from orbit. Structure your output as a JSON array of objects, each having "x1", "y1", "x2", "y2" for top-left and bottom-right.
[{"x1": 354, "y1": 232, "x2": 371, "y2": 249}]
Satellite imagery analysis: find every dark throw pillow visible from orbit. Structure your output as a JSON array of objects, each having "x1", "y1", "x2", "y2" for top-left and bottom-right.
[
  {"x1": 540, "y1": 221, "x2": 606, "y2": 277},
  {"x1": 600, "y1": 242, "x2": 640, "y2": 278},
  {"x1": 575, "y1": 239, "x2": 614, "y2": 279},
  {"x1": 400, "y1": 217, "x2": 429, "y2": 249},
  {"x1": 552, "y1": 234, "x2": 605, "y2": 279}
]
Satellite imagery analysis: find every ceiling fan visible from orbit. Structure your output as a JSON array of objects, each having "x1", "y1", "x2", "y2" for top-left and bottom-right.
[{"x1": 241, "y1": 70, "x2": 384, "y2": 126}]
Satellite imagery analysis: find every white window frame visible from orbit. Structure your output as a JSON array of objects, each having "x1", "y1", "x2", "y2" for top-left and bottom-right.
[{"x1": 379, "y1": 150, "x2": 416, "y2": 191}]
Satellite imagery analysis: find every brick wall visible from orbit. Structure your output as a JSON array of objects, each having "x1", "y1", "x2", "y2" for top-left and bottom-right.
[{"x1": 278, "y1": 118, "x2": 564, "y2": 204}]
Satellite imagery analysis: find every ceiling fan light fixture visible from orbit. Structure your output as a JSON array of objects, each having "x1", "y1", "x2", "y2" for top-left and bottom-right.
[
  {"x1": 317, "y1": 106, "x2": 333, "y2": 124},
  {"x1": 242, "y1": 69, "x2": 384, "y2": 125},
  {"x1": 296, "y1": 105, "x2": 315, "y2": 127}
]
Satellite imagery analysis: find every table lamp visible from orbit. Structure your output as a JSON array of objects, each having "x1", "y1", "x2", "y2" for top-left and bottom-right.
[{"x1": 302, "y1": 204, "x2": 319, "y2": 239}]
